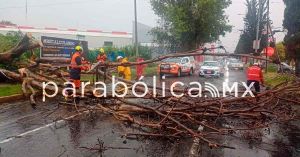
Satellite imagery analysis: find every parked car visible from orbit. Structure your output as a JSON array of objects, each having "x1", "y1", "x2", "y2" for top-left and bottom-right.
[
  {"x1": 227, "y1": 59, "x2": 244, "y2": 70},
  {"x1": 199, "y1": 61, "x2": 225, "y2": 77},
  {"x1": 158, "y1": 56, "x2": 196, "y2": 77},
  {"x1": 278, "y1": 62, "x2": 295, "y2": 74}
]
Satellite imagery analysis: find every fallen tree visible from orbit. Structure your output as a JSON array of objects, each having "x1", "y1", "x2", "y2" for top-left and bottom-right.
[
  {"x1": 0, "y1": 35, "x2": 299, "y2": 149},
  {"x1": 0, "y1": 33, "x2": 42, "y2": 63},
  {"x1": 1, "y1": 63, "x2": 299, "y2": 149},
  {"x1": 37, "y1": 46, "x2": 280, "y2": 67}
]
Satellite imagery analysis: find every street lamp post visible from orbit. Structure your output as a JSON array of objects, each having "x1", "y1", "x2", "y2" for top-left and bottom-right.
[{"x1": 134, "y1": 0, "x2": 139, "y2": 58}]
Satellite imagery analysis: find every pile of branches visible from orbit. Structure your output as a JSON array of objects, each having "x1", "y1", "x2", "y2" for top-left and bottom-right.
[
  {"x1": 92, "y1": 74, "x2": 299, "y2": 149},
  {"x1": 0, "y1": 33, "x2": 299, "y2": 149},
  {"x1": 2, "y1": 61, "x2": 299, "y2": 149}
]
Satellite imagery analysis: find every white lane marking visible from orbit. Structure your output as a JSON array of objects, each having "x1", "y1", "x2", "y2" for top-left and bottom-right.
[{"x1": 0, "y1": 110, "x2": 89, "y2": 144}]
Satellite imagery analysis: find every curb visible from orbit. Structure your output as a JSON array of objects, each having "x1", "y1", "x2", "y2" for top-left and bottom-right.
[{"x1": 0, "y1": 94, "x2": 25, "y2": 104}]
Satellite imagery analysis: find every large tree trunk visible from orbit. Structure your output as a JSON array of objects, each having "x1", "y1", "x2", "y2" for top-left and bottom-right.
[{"x1": 0, "y1": 33, "x2": 41, "y2": 63}]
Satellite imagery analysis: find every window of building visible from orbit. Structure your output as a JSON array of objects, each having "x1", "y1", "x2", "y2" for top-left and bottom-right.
[{"x1": 104, "y1": 41, "x2": 113, "y2": 47}]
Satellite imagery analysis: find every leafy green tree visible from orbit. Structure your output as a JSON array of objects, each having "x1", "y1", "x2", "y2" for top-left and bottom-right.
[
  {"x1": 86, "y1": 45, "x2": 152, "y2": 62},
  {"x1": 0, "y1": 31, "x2": 23, "y2": 53},
  {"x1": 150, "y1": 0, "x2": 232, "y2": 51},
  {"x1": 270, "y1": 42, "x2": 286, "y2": 62},
  {"x1": 0, "y1": 25, "x2": 38, "y2": 69},
  {"x1": 283, "y1": 0, "x2": 300, "y2": 76},
  {"x1": 235, "y1": 0, "x2": 268, "y2": 55}
]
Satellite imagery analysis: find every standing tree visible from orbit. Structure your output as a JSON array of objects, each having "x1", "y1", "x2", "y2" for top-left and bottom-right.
[
  {"x1": 150, "y1": 0, "x2": 232, "y2": 51},
  {"x1": 283, "y1": 0, "x2": 300, "y2": 76},
  {"x1": 235, "y1": 0, "x2": 268, "y2": 55}
]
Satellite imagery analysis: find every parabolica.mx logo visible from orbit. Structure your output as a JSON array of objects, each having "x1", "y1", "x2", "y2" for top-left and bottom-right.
[
  {"x1": 41, "y1": 76, "x2": 256, "y2": 102},
  {"x1": 204, "y1": 82, "x2": 220, "y2": 98}
]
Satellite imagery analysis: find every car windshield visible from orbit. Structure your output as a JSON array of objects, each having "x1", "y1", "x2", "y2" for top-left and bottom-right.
[
  {"x1": 203, "y1": 62, "x2": 218, "y2": 66},
  {"x1": 163, "y1": 57, "x2": 182, "y2": 63}
]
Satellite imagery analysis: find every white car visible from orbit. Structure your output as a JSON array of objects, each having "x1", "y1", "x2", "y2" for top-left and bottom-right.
[
  {"x1": 227, "y1": 59, "x2": 244, "y2": 70},
  {"x1": 199, "y1": 61, "x2": 225, "y2": 77}
]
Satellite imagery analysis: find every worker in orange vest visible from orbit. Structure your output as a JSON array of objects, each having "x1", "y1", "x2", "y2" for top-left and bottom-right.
[
  {"x1": 246, "y1": 62, "x2": 264, "y2": 93},
  {"x1": 136, "y1": 57, "x2": 146, "y2": 81},
  {"x1": 69, "y1": 46, "x2": 89, "y2": 103},
  {"x1": 96, "y1": 48, "x2": 107, "y2": 82}
]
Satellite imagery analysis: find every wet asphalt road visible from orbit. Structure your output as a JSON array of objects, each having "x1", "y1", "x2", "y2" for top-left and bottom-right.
[{"x1": 0, "y1": 70, "x2": 299, "y2": 157}]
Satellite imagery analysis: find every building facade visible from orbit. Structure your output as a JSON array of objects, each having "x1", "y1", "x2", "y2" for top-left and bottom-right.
[{"x1": 0, "y1": 25, "x2": 133, "y2": 49}]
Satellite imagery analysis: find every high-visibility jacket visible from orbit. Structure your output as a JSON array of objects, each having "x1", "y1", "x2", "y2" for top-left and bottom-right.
[
  {"x1": 97, "y1": 54, "x2": 107, "y2": 63},
  {"x1": 117, "y1": 58, "x2": 131, "y2": 80},
  {"x1": 247, "y1": 65, "x2": 264, "y2": 82},
  {"x1": 136, "y1": 58, "x2": 146, "y2": 77},
  {"x1": 70, "y1": 51, "x2": 81, "y2": 69},
  {"x1": 69, "y1": 51, "x2": 82, "y2": 81}
]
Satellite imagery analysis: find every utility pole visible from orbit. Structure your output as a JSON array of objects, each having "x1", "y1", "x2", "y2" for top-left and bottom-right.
[
  {"x1": 25, "y1": 0, "x2": 28, "y2": 22},
  {"x1": 254, "y1": 0, "x2": 262, "y2": 54},
  {"x1": 265, "y1": 0, "x2": 270, "y2": 73},
  {"x1": 134, "y1": 0, "x2": 139, "y2": 58}
]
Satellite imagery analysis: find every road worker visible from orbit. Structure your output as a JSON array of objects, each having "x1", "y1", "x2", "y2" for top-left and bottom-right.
[
  {"x1": 97, "y1": 48, "x2": 107, "y2": 63},
  {"x1": 136, "y1": 57, "x2": 146, "y2": 81},
  {"x1": 96, "y1": 48, "x2": 107, "y2": 82},
  {"x1": 246, "y1": 62, "x2": 264, "y2": 93},
  {"x1": 69, "y1": 45, "x2": 89, "y2": 103},
  {"x1": 117, "y1": 56, "x2": 131, "y2": 81}
]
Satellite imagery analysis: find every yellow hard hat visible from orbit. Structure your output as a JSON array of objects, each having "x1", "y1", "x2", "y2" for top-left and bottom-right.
[
  {"x1": 75, "y1": 46, "x2": 82, "y2": 51},
  {"x1": 99, "y1": 48, "x2": 105, "y2": 54}
]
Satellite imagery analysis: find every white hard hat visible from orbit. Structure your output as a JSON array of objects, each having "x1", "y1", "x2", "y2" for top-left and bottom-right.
[
  {"x1": 117, "y1": 56, "x2": 123, "y2": 60},
  {"x1": 253, "y1": 62, "x2": 259, "y2": 66}
]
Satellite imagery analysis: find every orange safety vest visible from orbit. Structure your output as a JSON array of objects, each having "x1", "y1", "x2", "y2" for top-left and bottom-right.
[
  {"x1": 70, "y1": 51, "x2": 81, "y2": 69},
  {"x1": 97, "y1": 54, "x2": 107, "y2": 63},
  {"x1": 247, "y1": 66, "x2": 263, "y2": 82}
]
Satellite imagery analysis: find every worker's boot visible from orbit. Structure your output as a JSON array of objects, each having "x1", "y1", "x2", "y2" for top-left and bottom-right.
[{"x1": 74, "y1": 97, "x2": 80, "y2": 104}]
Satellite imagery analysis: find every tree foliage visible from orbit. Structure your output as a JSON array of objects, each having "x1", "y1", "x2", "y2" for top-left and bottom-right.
[
  {"x1": 270, "y1": 42, "x2": 286, "y2": 62},
  {"x1": 0, "y1": 29, "x2": 38, "y2": 69},
  {"x1": 150, "y1": 0, "x2": 232, "y2": 51},
  {"x1": 283, "y1": 0, "x2": 300, "y2": 58},
  {"x1": 283, "y1": 0, "x2": 300, "y2": 76},
  {"x1": 235, "y1": 0, "x2": 268, "y2": 55},
  {"x1": 0, "y1": 31, "x2": 23, "y2": 53},
  {"x1": 86, "y1": 45, "x2": 153, "y2": 62}
]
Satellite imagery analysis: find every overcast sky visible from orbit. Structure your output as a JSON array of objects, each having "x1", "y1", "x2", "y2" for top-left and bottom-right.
[{"x1": 0, "y1": 0, "x2": 285, "y2": 52}]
